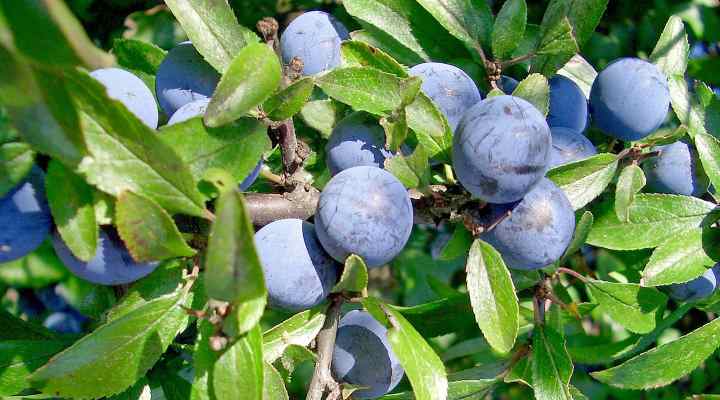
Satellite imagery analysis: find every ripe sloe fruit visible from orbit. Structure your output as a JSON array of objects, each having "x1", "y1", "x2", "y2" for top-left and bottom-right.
[
  {"x1": 644, "y1": 140, "x2": 709, "y2": 196},
  {"x1": 325, "y1": 113, "x2": 393, "y2": 176},
  {"x1": 43, "y1": 311, "x2": 85, "y2": 334},
  {"x1": 547, "y1": 75, "x2": 588, "y2": 133},
  {"x1": 315, "y1": 166, "x2": 413, "y2": 268},
  {"x1": 549, "y1": 127, "x2": 597, "y2": 168},
  {"x1": 167, "y1": 98, "x2": 210, "y2": 126},
  {"x1": 254, "y1": 219, "x2": 338, "y2": 311},
  {"x1": 667, "y1": 265, "x2": 720, "y2": 302},
  {"x1": 280, "y1": 11, "x2": 350, "y2": 76},
  {"x1": 500, "y1": 76, "x2": 519, "y2": 93},
  {"x1": 90, "y1": 68, "x2": 159, "y2": 129}
]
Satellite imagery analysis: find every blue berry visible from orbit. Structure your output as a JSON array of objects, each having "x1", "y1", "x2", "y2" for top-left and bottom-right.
[
  {"x1": 549, "y1": 127, "x2": 597, "y2": 168},
  {"x1": 644, "y1": 140, "x2": 709, "y2": 196},
  {"x1": 325, "y1": 113, "x2": 393, "y2": 176},
  {"x1": 280, "y1": 11, "x2": 350, "y2": 76},
  {"x1": 90, "y1": 68, "x2": 159, "y2": 129}
]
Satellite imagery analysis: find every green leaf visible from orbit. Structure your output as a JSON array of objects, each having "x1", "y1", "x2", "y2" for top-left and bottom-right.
[
  {"x1": 350, "y1": 29, "x2": 424, "y2": 66},
  {"x1": 190, "y1": 320, "x2": 217, "y2": 400},
  {"x1": 587, "y1": 280, "x2": 667, "y2": 334},
  {"x1": 316, "y1": 67, "x2": 404, "y2": 115},
  {"x1": 223, "y1": 296, "x2": 267, "y2": 338},
  {"x1": 492, "y1": 0, "x2": 527, "y2": 60},
  {"x1": 0, "y1": 0, "x2": 113, "y2": 69},
  {"x1": 56, "y1": 275, "x2": 116, "y2": 320},
  {"x1": 66, "y1": 70, "x2": 207, "y2": 217},
  {"x1": 341, "y1": 40, "x2": 408, "y2": 77},
  {"x1": 532, "y1": 325, "x2": 573, "y2": 400},
  {"x1": 379, "y1": 379, "x2": 495, "y2": 399},
  {"x1": 547, "y1": 153, "x2": 619, "y2": 210},
  {"x1": 112, "y1": 38, "x2": 167, "y2": 75},
  {"x1": 159, "y1": 117, "x2": 270, "y2": 184},
  {"x1": 642, "y1": 228, "x2": 720, "y2": 287},
  {"x1": 487, "y1": 88, "x2": 505, "y2": 97},
  {"x1": 393, "y1": 295, "x2": 476, "y2": 337},
  {"x1": 592, "y1": 318, "x2": 720, "y2": 389},
  {"x1": 0, "y1": 310, "x2": 56, "y2": 340},
  {"x1": 512, "y1": 73, "x2": 550, "y2": 116},
  {"x1": 695, "y1": 133, "x2": 720, "y2": 192},
  {"x1": 300, "y1": 100, "x2": 347, "y2": 138},
  {"x1": 263, "y1": 309, "x2": 326, "y2": 363},
  {"x1": 560, "y1": 211, "x2": 593, "y2": 262},
  {"x1": 466, "y1": 240, "x2": 519, "y2": 354},
  {"x1": 0, "y1": 340, "x2": 69, "y2": 397},
  {"x1": 163, "y1": 0, "x2": 259, "y2": 73},
  {"x1": 29, "y1": 276, "x2": 195, "y2": 398},
  {"x1": 406, "y1": 93, "x2": 454, "y2": 163},
  {"x1": 385, "y1": 305, "x2": 448, "y2": 400},
  {"x1": 205, "y1": 190, "x2": 266, "y2": 304},
  {"x1": 535, "y1": 17, "x2": 578, "y2": 58},
  {"x1": 588, "y1": 194, "x2": 718, "y2": 250},
  {"x1": 116, "y1": 191, "x2": 196, "y2": 262},
  {"x1": 668, "y1": 74, "x2": 707, "y2": 138},
  {"x1": 213, "y1": 325, "x2": 263, "y2": 400},
  {"x1": 381, "y1": 109, "x2": 409, "y2": 152},
  {"x1": 333, "y1": 254, "x2": 369, "y2": 293},
  {"x1": 45, "y1": 160, "x2": 97, "y2": 262},
  {"x1": 650, "y1": 16, "x2": 689, "y2": 78},
  {"x1": 0, "y1": 142, "x2": 34, "y2": 197},
  {"x1": 439, "y1": 224, "x2": 473, "y2": 261},
  {"x1": 263, "y1": 362, "x2": 288, "y2": 400},
  {"x1": 384, "y1": 144, "x2": 431, "y2": 189},
  {"x1": 0, "y1": 241, "x2": 68, "y2": 289},
  {"x1": 415, "y1": 0, "x2": 494, "y2": 55},
  {"x1": 615, "y1": 164, "x2": 646, "y2": 223},
  {"x1": 263, "y1": 77, "x2": 315, "y2": 121},
  {"x1": 557, "y1": 54, "x2": 597, "y2": 98},
  {"x1": 205, "y1": 43, "x2": 282, "y2": 127}
]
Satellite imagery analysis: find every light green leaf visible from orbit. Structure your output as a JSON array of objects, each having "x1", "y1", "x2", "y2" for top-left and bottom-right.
[
  {"x1": 205, "y1": 190, "x2": 266, "y2": 304},
  {"x1": 557, "y1": 54, "x2": 597, "y2": 98},
  {"x1": 642, "y1": 228, "x2": 720, "y2": 287},
  {"x1": 190, "y1": 320, "x2": 217, "y2": 400},
  {"x1": 384, "y1": 144, "x2": 431, "y2": 189},
  {"x1": 341, "y1": 40, "x2": 408, "y2": 77},
  {"x1": 159, "y1": 117, "x2": 270, "y2": 184},
  {"x1": 406, "y1": 93, "x2": 454, "y2": 163},
  {"x1": 67, "y1": 69, "x2": 207, "y2": 217},
  {"x1": 223, "y1": 296, "x2": 267, "y2": 338},
  {"x1": 29, "y1": 276, "x2": 195, "y2": 398},
  {"x1": 591, "y1": 318, "x2": 720, "y2": 389},
  {"x1": 512, "y1": 73, "x2": 550, "y2": 116},
  {"x1": 560, "y1": 211, "x2": 593, "y2": 262},
  {"x1": 316, "y1": 67, "x2": 404, "y2": 115},
  {"x1": 164, "y1": 0, "x2": 259, "y2": 73},
  {"x1": 45, "y1": 160, "x2": 97, "y2": 262},
  {"x1": 263, "y1": 77, "x2": 315, "y2": 121},
  {"x1": 466, "y1": 240, "x2": 519, "y2": 354},
  {"x1": 350, "y1": 28, "x2": 424, "y2": 67},
  {"x1": 0, "y1": 340, "x2": 68, "y2": 397},
  {"x1": 385, "y1": 305, "x2": 448, "y2": 400},
  {"x1": 112, "y1": 38, "x2": 167, "y2": 75},
  {"x1": 116, "y1": 191, "x2": 196, "y2": 262},
  {"x1": 379, "y1": 379, "x2": 494, "y2": 399},
  {"x1": 695, "y1": 133, "x2": 720, "y2": 192},
  {"x1": 263, "y1": 362, "x2": 288, "y2": 400},
  {"x1": 615, "y1": 164, "x2": 646, "y2": 222},
  {"x1": 588, "y1": 194, "x2": 718, "y2": 250},
  {"x1": 213, "y1": 325, "x2": 263, "y2": 400},
  {"x1": 0, "y1": 241, "x2": 68, "y2": 289},
  {"x1": 381, "y1": 109, "x2": 409, "y2": 152},
  {"x1": 492, "y1": 0, "x2": 527, "y2": 60},
  {"x1": 333, "y1": 254, "x2": 369, "y2": 294},
  {"x1": 487, "y1": 88, "x2": 505, "y2": 97},
  {"x1": 547, "y1": 153, "x2": 619, "y2": 210},
  {"x1": 415, "y1": 0, "x2": 494, "y2": 55},
  {"x1": 650, "y1": 16, "x2": 689, "y2": 78},
  {"x1": 263, "y1": 309, "x2": 326, "y2": 363},
  {"x1": 205, "y1": 43, "x2": 282, "y2": 127},
  {"x1": 535, "y1": 16, "x2": 578, "y2": 57},
  {"x1": 0, "y1": 142, "x2": 34, "y2": 197},
  {"x1": 587, "y1": 280, "x2": 667, "y2": 334},
  {"x1": 532, "y1": 325, "x2": 573, "y2": 400},
  {"x1": 300, "y1": 99, "x2": 347, "y2": 139},
  {"x1": 668, "y1": 74, "x2": 707, "y2": 138}
]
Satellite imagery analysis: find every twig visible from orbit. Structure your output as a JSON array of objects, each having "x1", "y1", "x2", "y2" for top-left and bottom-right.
[
  {"x1": 306, "y1": 296, "x2": 344, "y2": 400},
  {"x1": 557, "y1": 267, "x2": 588, "y2": 283},
  {"x1": 500, "y1": 53, "x2": 536, "y2": 68},
  {"x1": 245, "y1": 185, "x2": 320, "y2": 227},
  {"x1": 533, "y1": 286, "x2": 547, "y2": 326}
]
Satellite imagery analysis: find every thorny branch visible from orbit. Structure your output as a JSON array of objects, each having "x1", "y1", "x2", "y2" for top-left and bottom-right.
[{"x1": 306, "y1": 295, "x2": 344, "y2": 400}]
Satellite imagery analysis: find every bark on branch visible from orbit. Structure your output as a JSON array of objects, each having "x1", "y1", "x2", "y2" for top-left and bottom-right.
[{"x1": 245, "y1": 185, "x2": 320, "y2": 227}]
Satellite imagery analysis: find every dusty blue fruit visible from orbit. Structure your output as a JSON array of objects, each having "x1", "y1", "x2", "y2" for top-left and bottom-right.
[
  {"x1": 35, "y1": 286, "x2": 68, "y2": 312},
  {"x1": 667, "y1": 265, "x2": 720, "y2": 302},
  {"x1": 408, "y1": 62, "x2": 482, "y2": 130},
  {"x1": 254, "y1": 219, "x2": 338, "y2": 311},
  {"x1": 589, "y1": 58, "x2": 670, "y2": 141},
  {"x1": 52, "y1": 229, "x2": 158, "y2": 285},
  {"x1": 43, "y1": 311, "x2": 85, "y2": 334},
  {"x1": 315, "y1": 166, "x2": 413, "y2": 268},
  {"x1": 90, "y1": 68, "x2": 159, "y2": 129},
  {"x1": 549, "y1": 127, "x2": 597, "y2": 167},
  {"x1": 280, "y1": 11, "x2": 350, "y2": 76},
  {"x1": 644, "y1": 140, "x2": 709, "y2": 196},
  {"x1": 167, "y1": 98, "x2": 211, "y2": 125},
  {"x1": 547, "y1": 75, "x2": 588, "y2": 133},
  {"x1": 332, "y1": 310, "x2": 404, "y2": 399},
  {"x1": 0, "y1": 167, "x2": 51, "y2": 263},
  {"x1": 482, "y1": 178, "x2": 575, "y2": 270},
  {"x1": 325, "y1": 113, "x2": 393, "y2": 176},
  {"x1": 453, "y1": 95, "x2": 551, "y2": 203},
  {"x1": 156, "y1": 42, "x2": 220, "y2": 117},
  {"x1": 239, "y1": 160, "x2": 263, "y2": 191},
  {"x1": 500, "y1": 76, "x2": 519, "y2": 93}
]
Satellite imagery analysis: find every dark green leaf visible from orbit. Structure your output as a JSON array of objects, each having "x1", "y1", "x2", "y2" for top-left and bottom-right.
[
  {"x1": 45, "y1": 160, "x2": 97, "y2": 262},
  {"x1": 213, "y1": 325, "x2": 263, "y2": 400},
  {"x1": 300, "y1": 100, "x2": 347, "y2": 138},
  {"x1": 205, "y1": 43, "x2": 282, "y2": 127},
  {"x1": 116, "y1": 191, "x2": 196, "y2": 262},
  {"x1": 66, "y1": 70, "x2": 207, "y2": 217},
  {"x1": 0, "y1": 310, "x2": 56, "y2": 340},
  {"x1": 0, "y1": 340, "x2": 68, "y2": 397},
  {"x1": 381, "y1": 109, "x2": 409, "y2": 152},
  {"x1": 439, "y1": 224, "x2": 473, "y2": 261},
  {"x1": 406, "y1": 93, "x2": 453, "y2": 163},
  {"x1": 190, "y1": 320, "x2": 217, "y2": 400},
  {"x1": 535, "y1": 17, "x2": 578, "y2": 58},
  {"x1": 393, "y1": 295, "x2": 475, "y2": 337},
  {"x1": 112, "y1": 38, "x2": 167, "y2": 75},
  {"x1": 341, "y1": 40, "x2": 408, "y2": 77},
  {"x1": 547, "y1": 153, "x2": 619, "y2": 210},
  {"x1": 263, "y1": 309, "x2": 326, "y2": 363},
  {"x1": 379, "y1": 379, "x2": 495, "y2": 399},
  {"x1": 532, "y1": 325, "x2": 573, "y2": 400},
  {"x1": 384, "y1": 144, "x2": 431, "y2": 189},
  {"x1": 615, "y1": 164, "x2": 646, "y2": 222},
  {"x1": 650, "y1": 16, "x2": 689, "y2": 78},
  {"x1": 587, "y1": 280, "x2": 667, "y2": 334},
  {"x1": 164, "y1": 0, "x2": 259, "y2": 73},
  {"x1": 492, "y1": 0, "x2": 527, "y2": 60},
  {"x1": 695, "y1": 133, "x2": 720, "y2": 193},
  {"x1": 591, "y1": 318, "x2": 720, "y2": 389},
  {"x1": 466, "y1": 240, "x2": 519, "y2": 354},
  {"x1": 587, "y1": 194, "x2": 718, "y2": 250},
  {"x1": 560, "y1": 211, "x2": 593, "y2": 262},
  {"x1": 316, "y1": 67, "x2": 404, "y2": 115},
  {"x1": 415, "y1": 0, "x2": 494, "y2": 55},
  {"x1": 0, "y1": 241, "x2": 68, "y2": 289},
  {"x1": 333, "y1": 254, "x2": 369, "y2": 294},
  {"x1": 350, "y1": 28, "x2": 424, "y2": 66},
  {"x1": 642, "y1": 228, "x2": 720, "y2": 287},
  {"x1": 0, "y1": 142, "x2": 34, "y2": 197},
  {"x1": 512, "y1": 73, "x2": 550, "y2": 116},
  {"x1": 205, "y1": 190, "x2": 266, "y2": 304},
  {"x1": 56, "y1": 275, "x2": 116, "y2": 320},
  {"x1": 263, "y1": 77, "x2": 315, "y2": 121}
]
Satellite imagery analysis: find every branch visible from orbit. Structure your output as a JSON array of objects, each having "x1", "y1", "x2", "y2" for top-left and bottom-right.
[
  {"x1": 245, "y1": 185, "x2": 320, "y2": 227},
  {"x1": 306, "y1": 296, "x2": 344, "y2": 400},
  {"x1": 500, "y1": 52, "x2": 536, "y2": 69}
]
